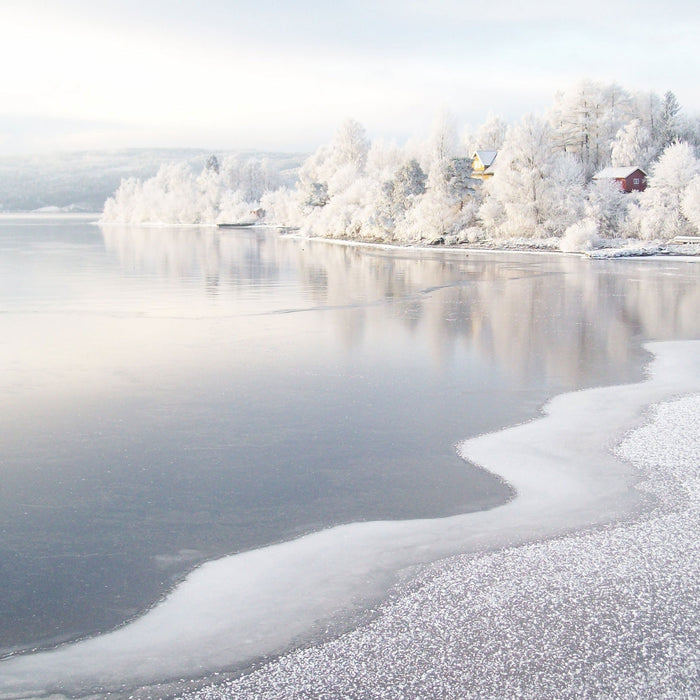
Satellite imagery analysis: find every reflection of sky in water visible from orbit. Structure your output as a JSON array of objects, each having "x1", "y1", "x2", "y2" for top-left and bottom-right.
[{"x1": 0, "y1": 217, "x2": 698, "y2": 655}]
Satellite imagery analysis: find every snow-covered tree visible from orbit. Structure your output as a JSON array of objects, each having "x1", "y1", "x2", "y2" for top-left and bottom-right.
[
  {"x1": 610, "y1": 119, "x2": 658, "y2": 170},
  {"x1": 600, "y1": 83, "x2": 634, "y2": 146},
  {"x1": 331, "y1": 118, "x2": 371, "y2": 171},
  {"x1": 366, "y1": 139, "x2": 404, "y2": 182},
  {"x1": 660, "y1": 91, "x2": 681, "y2": 147},
  {"x1": 631, "y1": 90, "x2": 664, "y2": 146},
  {"x1": 631, "y1": 141, "x2": 700, "y2": 240},
  {"x1": 680, "y1": 176, "x2": 700, "y2": 233},
  {"x1": 480, "y1": 114, "x2": 584, "y2": 238},
  {"x1": 196, "y1": 165, "x2": 223, "y2": 223},
  {"x1": 102, "y1": 156, "x2": 285, "y2": 225},
  {"x1": 100, "y1": 78, "x2": 698, "y2": 249},
  {"x1": 445, "y1": 157, "x2": 476, "y2": 209},
  {"x1": 677, "y1": 115, "x2": 700, "y2": 151},
  {"x1": 370, "y1": 158, "x2": 425, "y2": 239},
  {"x1": 205, "y1": 154, "x2": 220, "y2": 174},
  {"x1": 295, "y1": 119, "x2": 371, "y2": 221},
  {"x1": 394, "y1": 186, "x2": 451, "y2": 243},
  {"x1": 550, "y1": 80, "x2": 633, "y2": 177},
  {"x1": 585, "y1": 178, "x2": 629, "y2": 238},
  {"x1": 470, "y1": 113, "x2": 508, "y2": 151},
  {"x1": 259, "y1": 187, "x2": 297, "y2": 227},
  {"x1": 423, "y1": 111, "x2": 460, "y2": 187},
  {"x1": 391, "y1": 113, "x2": 478, "y2": 243}
]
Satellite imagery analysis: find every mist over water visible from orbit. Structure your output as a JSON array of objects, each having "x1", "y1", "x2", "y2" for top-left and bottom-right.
[{"x1": 1, "y1": 216, "x2": 698, "y2": 661}]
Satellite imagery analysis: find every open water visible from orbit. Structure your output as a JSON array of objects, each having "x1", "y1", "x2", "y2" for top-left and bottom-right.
[{"x1": 1, "y1": 215, "x2": 698, "y2": 661}]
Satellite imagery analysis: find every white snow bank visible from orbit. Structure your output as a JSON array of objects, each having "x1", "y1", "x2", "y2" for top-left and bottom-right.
[{"x1": 1, "y1": 341, "x2": 698, "y2": 699}]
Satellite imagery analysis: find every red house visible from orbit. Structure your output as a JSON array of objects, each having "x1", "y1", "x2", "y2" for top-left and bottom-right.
[{"x1": 592, "y1": 167, "x2": 647, "y2": 193}]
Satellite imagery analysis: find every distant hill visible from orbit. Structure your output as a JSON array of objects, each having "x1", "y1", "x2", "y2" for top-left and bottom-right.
[{"x1": 0, "y1": 148, "x2": 306, "y2": 213}]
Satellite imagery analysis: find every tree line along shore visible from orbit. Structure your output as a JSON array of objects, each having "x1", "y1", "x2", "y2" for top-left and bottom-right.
[{"x1": 101, "y1": 80, "x2": 700, "y2": 254}]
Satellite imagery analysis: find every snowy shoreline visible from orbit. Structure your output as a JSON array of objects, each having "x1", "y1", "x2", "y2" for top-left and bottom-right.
[
  {"x1": 205, "y1": 389, "x2": 700, "y2": 699},
  {"x1": 4, "y1": 213, "x2": 699, "y2": 259},
  {"x1": 0, "y1": 340, "x2": 698, "y2": 699},
  {"x1": 280, "y1": 227, "x2": 700, "y2": 261}
]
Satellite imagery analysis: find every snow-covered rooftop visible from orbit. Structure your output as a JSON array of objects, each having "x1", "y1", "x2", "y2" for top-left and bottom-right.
[
  {"x1": 473, "y1": 150, "x2": 498, "y2": 168},
  {"x1": 593, "y1": 166, "x2": 646, "y2": 180}
]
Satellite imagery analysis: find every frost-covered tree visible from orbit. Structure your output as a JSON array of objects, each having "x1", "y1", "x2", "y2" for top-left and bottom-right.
[
  {"x1": 680, "y1": 176, "x2": 700, "y2": 233},
  {"x1": 610, "y1": 119, "x2": 658, "y2": 170},
  {"x1": 129, "y1": 163, "x2": 201, "y2": 224},
  {"x1": 547, "y1": 153, "x2": 587, "y2": 232},
  {"x1": 219, "y1": 156, "x2": 279, "y2": 203},
  {"x1": 289, "y1": 112, "x2": 476, "y2": 244},
  {"x1": 394, "y1": 159, "x2": 428, "y2": 200},
  {"x1": 295, "y1": 119, "x2": 371, "y2": 221},
  {"x1": 205, "y1": 154, "x2": 220, "y2": 174},
  {"x1": 676, "y1": 115, "x2": 700, "y2": 151},
  {"x1": 371, "y1": 158, "x2": 426, "y2": 239},
  {"x1": 366, "y1": 139, "x2": 404, "y2": 182},
  {"x1": 260, "y1": 186, "x2": 304, "y2": 228},
  {"x1": 445, "y1": 157, "x2": 476, "y2": 208},
  {"x1": 630, "y1": 141, "x2": 700, "y2": 240},
  {"x1": 102, "y1": 79, "x2": 697, "y2": 249},
  {"x1": 480, "y1": 114, "x2": 585, "y2": 238},
  {"x1": 196, "y1": 165, "x2": 223, "y2": 223},
  {"x1": 291, "y1": 119, "x2": 398, "y2": 240},
  {"x1": 423, "y1": 111, "x2": 460, "y2": 186},
  {"x1": 331, "y1": 118, "x2": 371, "y2": 171},
  {"x1": 303, "y1": 181, "x2": 330, "y2": 210},
  {"x1": 395, "y1": 184, "x2": 460, "y2": 243},
  {"x1": 550, "y1": 80, "x2": 632, "y2": 177},
  {"x1": 470, "y1": 113, "x2": 508, "y2": 152},
  {"x1": 102, "y1": 156, "x2": 285, "y2": 225},
  {"x1": 391, "y1": 114, "x2": 478, "y2": 243},
  {"x1": 631, "y1": 90, "x2": 664, "y2": 146},
  {"x1": 660, "y1": 91, "x2": 681, "y2": 147},
  {"x1": 585, "y1": 179, "x2": 629, "y2": 238}
]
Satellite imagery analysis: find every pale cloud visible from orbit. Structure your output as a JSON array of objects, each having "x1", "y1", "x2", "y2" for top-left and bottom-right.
[{"x1": 0, "y1": 1, "x2": 698, "y2": 153}]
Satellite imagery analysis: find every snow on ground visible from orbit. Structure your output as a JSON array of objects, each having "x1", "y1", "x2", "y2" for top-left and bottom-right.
[
  {"x1": 0, "y1": 342, "x2": 698, "y2": 699},
  {"x1": 184, "y1": 393, "x2": 700, "y2": 700}
]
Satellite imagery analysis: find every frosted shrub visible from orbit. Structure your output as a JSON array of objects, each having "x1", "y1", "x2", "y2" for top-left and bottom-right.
[
  {"x1": 217, "y1": 190, "x2": 258, "y2": 225},
  {"x1": 586, "y1": 179, "x2": 629, "y2": 238},
  {"x1": 477, "y1": 197, "x2": 505, "y2": 236},
  {"x1": 394, "y1": 186, "x2": 458, "y2": 243},
  {"x1": 260, "y1": 187, "x2": 303, "y2": 228},
  {"x1": 465, "y1": 227, "x2": 484, "y2": 243},
  {"x1": 681, "y1": 176, "x2": 700, "y2": 233},
  {"x1": 560, "y1": 219, "x2": 600, "y2": 252}
]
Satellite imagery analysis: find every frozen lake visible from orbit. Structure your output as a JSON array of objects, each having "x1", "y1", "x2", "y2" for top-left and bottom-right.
[{"x1": 0, "y1": 215, "x2": 698, "y2": 696}]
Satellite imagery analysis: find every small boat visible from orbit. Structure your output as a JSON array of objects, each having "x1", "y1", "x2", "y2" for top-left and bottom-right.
[{"x1": 217, "y1": 222, "x2": 256, "y2": 228}]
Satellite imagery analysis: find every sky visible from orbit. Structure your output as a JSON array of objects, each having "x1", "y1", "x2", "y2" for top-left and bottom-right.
[{"x1": 1, "y1": 0, "x2": 698, "y2": 155}]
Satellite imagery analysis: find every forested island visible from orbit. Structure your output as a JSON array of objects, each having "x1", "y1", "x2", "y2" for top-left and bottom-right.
[{"x1": 101, "y1": 79, "x2": 700, "y2": 253}]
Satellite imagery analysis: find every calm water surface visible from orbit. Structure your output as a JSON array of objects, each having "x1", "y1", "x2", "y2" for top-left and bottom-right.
[{"x1": 0, "y1": 215, "x2": 698, "y2": 655}]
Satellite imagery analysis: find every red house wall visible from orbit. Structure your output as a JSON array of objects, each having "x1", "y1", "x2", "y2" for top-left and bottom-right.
[{"x1": 619, "y1": 169, "x2": 647, "y2": 193}]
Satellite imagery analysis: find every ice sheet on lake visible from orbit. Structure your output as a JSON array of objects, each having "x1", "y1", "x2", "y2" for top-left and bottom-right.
[{"x1": 1, "y1": 340, "x2": 698, "y2": 699}]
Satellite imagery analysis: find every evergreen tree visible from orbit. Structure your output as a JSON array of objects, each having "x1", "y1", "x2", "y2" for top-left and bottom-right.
[{"x1": 660, "y1": 91, "x2": 681, "y2": 147}]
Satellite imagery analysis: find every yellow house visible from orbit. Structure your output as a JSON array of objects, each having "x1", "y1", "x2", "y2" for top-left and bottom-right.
[{"x1": 471, "y1": 150, "x2": 498, "y2": 179}]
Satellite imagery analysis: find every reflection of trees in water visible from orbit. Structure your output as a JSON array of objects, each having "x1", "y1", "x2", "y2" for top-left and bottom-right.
[
  {"x1": 100, "y1": 224, "x2": 700, "y2": 384},
  {"x1": 101, "y1": 224, "x2": 290, "y2": 290}
]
